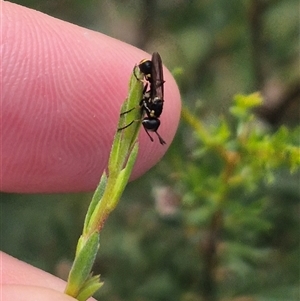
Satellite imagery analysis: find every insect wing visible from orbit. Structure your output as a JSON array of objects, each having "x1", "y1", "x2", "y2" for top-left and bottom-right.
[{"x1": 150, "y1": 52, "x2": 164, "y2": 100}]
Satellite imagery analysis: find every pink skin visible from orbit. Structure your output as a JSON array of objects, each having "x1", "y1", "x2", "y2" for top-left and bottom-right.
[
  {"x1": 1, "y1": 252, "x2": 94, "y2": 300},
  {"x1": 1, "y1": 2, "x2": 181, "y2": 300},
  {"x1": 1, "y1": 2, "x2": 181, "y2": 193}
]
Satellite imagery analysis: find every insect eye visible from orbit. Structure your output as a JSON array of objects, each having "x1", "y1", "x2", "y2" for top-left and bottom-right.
[{"x1": 139, "y1": 60, "x2": 152, "y2": 76}]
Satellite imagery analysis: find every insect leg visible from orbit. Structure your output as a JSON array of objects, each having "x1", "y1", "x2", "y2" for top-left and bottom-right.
[
  {"x1": 143, "y1": 127, "x2": 154, "y2": 142},
  {"x1": 155, "y1": 131, "x2": 166, "y2": 145},
  {"x1": 118, "y1": 120, "x2": 138, "y2": 131},
  {"x1": 120, "y1": 107, "x2": 136, "y2": 116}
]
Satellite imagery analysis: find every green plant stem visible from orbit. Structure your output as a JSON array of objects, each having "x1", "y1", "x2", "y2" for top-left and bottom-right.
[{"x1": 64, "y1": 67, "x2": 144, "y2": 301}]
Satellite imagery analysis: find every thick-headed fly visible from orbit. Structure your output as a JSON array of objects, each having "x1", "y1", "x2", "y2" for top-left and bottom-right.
[{"x1": 119, "y1": 52, "x2": 166, "y2": 145}]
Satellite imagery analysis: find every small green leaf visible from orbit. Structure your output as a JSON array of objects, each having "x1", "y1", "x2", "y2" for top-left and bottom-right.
[
  {"x1": 108, "y1": 67, "x2": 143, "y2": 173},
  {"x1": 65, "y1": 231, "x2": 99, "y2": 297},
  {"x1": 234, "y1": 92, "x2": 263, "y2": 109},
  {"x1": 77, "y1": 275, "x2": 103, "y2": 301},
  {"x1": 83, "y1": 173, "x2": 107, "y2": 235}
]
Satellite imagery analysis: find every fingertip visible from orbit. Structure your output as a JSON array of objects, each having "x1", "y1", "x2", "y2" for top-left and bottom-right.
[{"x1": 2, "y1": 2, "x2": 181, "y2": 193}]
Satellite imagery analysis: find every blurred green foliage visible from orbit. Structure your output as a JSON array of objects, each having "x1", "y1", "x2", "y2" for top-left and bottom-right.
[
  {"x1": 173, "y1": 93, "x2": 299, "y2": 300},
  {"x1": 2, "y1": 1, "x2": 300, "y2": 301}
]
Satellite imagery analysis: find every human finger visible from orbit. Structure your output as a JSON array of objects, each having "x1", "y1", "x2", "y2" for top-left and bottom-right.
[{"x1": 1, "y1": 2, "x2": 181, "y2": 193}]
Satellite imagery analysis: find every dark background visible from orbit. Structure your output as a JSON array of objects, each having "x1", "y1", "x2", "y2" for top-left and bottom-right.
[{"x1": 1, "y1": 1, "x2": 299, "y2": 301}]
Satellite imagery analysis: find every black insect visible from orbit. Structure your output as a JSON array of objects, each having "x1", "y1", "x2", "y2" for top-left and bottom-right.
[{"x1": 118, "y1": 52, "x2": 166, "y2": 145}]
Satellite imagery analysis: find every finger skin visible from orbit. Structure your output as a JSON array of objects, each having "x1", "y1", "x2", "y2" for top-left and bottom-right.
[
  {"x1": 1, "y1": 2, "x2": 181, "y2": 193},
  {"x1": 1, "y1": 252, "x2": 96, "y2": 301},
  {"x1": 2, "y1": 286, "x2": 76, "y2": 301}
]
